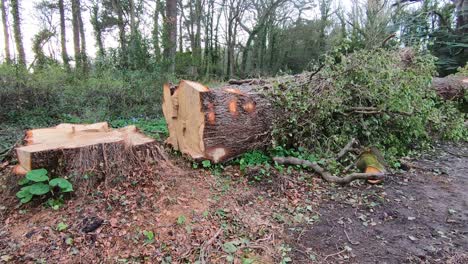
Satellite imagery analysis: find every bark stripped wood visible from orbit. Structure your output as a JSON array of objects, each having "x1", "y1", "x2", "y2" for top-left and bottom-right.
[
  {"x1": 14, "y1": 122, "x2": 158, "y2": 175},
  {"x1": 273, "y1": 156, "x2": 385, "y2": 185},
  {"x1": 163, "y1": 80, "x2": 273, "y2": 163}
]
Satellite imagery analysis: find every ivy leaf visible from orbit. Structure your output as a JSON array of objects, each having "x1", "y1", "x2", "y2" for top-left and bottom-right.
[
  {"x1": 26, "y1": 169, "x2": 49, "y2": 182},
  {"x1": 222, "y1": 242, "x2": 238, "y2": 254},
  {"x1": 49, "y1": 178, "x2": 73, "y2": 192},
  {"x1": 29, "y1": 183, "x2": 50, "y2": 195}
]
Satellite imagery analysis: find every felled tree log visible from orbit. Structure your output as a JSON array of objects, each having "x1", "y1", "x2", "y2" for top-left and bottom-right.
[
  {"x1": 432, "y1": 75, "x2": 467, "y2": 100},
  {"x1": 14, "y1": 123, "x2": 159, "y2": 175},
  {"x1": 162, "y1": 80, "x2": 273, "y2": 163}
]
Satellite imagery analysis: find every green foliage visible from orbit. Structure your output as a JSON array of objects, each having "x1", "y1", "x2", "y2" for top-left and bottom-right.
[
  {"x1": 25, "y1": 168, "x2": 49, "y2": 182},
  {"x1": 269, "y1": 49, "x2": 467, "y2": 161},
  {"x1": 201, "y1": 160, "x2": 212, "y2": 168},
  {"x1": 110, "y1": 118, "x2": 168, "y2": 139},
  {"x1": 16, "y1": 169, "x2": 73, "y2": 204},
  {"x1": 176, "y1": 215, "x2": 186, "y2": 225},
  {"x1": 142, "y1": 230, "x2": 155, "y2": 244},
  {"x1": 0, "y1": 63, "x2": 166, "y2": 127},
  {"x1": 236, "y1": 151, "x2": 270, "y2": 171},
  {"x1": 56, "y1": 222, "x2": 68, "y2": 232}
]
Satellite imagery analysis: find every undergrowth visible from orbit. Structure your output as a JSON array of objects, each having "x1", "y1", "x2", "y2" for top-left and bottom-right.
[{"x1": 268, "y1": 48, "x2": 467, "y2": 163}]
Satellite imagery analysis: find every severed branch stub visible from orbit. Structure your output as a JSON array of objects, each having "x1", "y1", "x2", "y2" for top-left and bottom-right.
[{"x1": 273, "y1": 156, "x2": 385, "y2": 185}]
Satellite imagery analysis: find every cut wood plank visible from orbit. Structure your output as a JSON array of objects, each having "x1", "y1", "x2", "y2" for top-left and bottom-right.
[{"x1": 162, "y1": 81, "x2": 273, "y2": 163}]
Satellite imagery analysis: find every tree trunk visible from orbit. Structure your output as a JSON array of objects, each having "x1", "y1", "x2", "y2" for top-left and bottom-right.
[
  {"x1": 76, "y1": 0, "x2": 87, "y2": 72},
  {"x1": 91, "y1": 3, "x2": 105, "y2": 57},
  {"x1": 163, "y1": 0, "x2": 177, "y2": 73},
  {"x1": 71, "y1": 0, "x2": 81, "y2": 70},
  {"x1": 111, "y1": 0, "x2": 126, "y2": 62},
  {"x1": 455, "y1": 0, "x2": 468, "y2": 34},
  {"x1": 10, "y1": 0, "x2": 25, "y2": 65},
  {"x1": 58, "y1": 0, "x2": 69, "y2": 69},
  {"x1": 152, "y1": 0, "x2": 161, "y2": 60},
  {"x1": 1, "y1": 0, "x2": 11, "y2": 63},
  {"x1": 162, "y1": 80, "x2": 273, "y2": 163}
]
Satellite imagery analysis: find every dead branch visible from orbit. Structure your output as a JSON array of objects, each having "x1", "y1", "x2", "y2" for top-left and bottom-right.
[
  {"x1": 273, "y1": 157, "x2": 385, "y2": 185},
  {"x1": 336, "y1": 138, "x2": 358, "y2": 161},
  {"x1": 381, "y1": 33, "x2": 396, "y2": 47}
]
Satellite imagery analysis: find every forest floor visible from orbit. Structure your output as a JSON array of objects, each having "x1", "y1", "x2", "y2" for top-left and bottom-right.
[{"x1": 0, "y1": 141, "x2": 467, "y2": 263}]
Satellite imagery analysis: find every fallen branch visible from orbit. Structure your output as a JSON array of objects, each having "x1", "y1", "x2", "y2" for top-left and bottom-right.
[
  {"x1": 336, "y1": 138, "x2": 358, "y2": 161},
  {"x1": 273, "y1": 156, "x2": 385, "y2": 185}
]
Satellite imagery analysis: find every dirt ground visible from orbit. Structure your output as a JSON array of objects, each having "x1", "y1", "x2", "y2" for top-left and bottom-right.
[{"x1": 0, "y1": 142, "x2": 467, "y2": 263}]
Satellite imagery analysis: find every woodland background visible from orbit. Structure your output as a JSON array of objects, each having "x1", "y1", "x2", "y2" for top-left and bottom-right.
[{"x1": 0, "y1": 0, "x2": 466, "y2": 132}]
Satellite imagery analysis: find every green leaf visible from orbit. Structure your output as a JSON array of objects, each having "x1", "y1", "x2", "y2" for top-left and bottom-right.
[
  {"x1": 49, "y1": 178, "x2": 73, "y2": 192},
  {"x1": 18, "y1": 177, "x2": 30, "y2": 186},
  {"x1": 177, "y1": 215, "x2": 186, "y2": 225},
  {"x1": 26, "y1": 169, "x2": 49, "y2": 182},
  {"x1": 29, "y1": 183, "x2": 50, "y2": 195},
  {"x1": 222, "y1": 242, "x2": 238, "y2": 254},
  {"x1": 56, "y1": 222, "x2": 68, "y2": 232},
  {"x1": 16, "y1": 187, "x2": 33, "y2": 203},
  {"x1": 202, "y1": 160, "x2": 211, "y2": 168},
  {"x1": 143, "y1": 230, "x2": 154, "y2": 241}
]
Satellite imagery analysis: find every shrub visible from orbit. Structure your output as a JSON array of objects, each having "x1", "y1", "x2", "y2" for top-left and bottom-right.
[
  {"x1": 268, "y1": 49, "x2": 467, "y2": 161},
  {"x1": 0, "y1": 64, "x2": 166, "y2": 127}
]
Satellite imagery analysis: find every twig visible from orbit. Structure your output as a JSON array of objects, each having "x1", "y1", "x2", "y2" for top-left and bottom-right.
[
  {"x1": 308, "y1": 64, "x2": 325, "y2": 83},
  {"x1": 199, "y1": 228, "x2": 223, "y2": 264},
  {"x1": 344, "y1": 229, "x2": 360, "y2": 245},
  {"x1": 381, "y1": 33, "x2": 396, "y2": 47},
  {"x1": 273, "y1": 157, "x2": 385, "y2": 185},
  {"x1": 323, "y1": 249, "x2": 346, "y2": 261}
]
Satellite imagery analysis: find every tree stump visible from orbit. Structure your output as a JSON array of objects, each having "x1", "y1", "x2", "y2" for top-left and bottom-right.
[{"x1": 162, "y1": 80, "x2": 273, "y2": 163}]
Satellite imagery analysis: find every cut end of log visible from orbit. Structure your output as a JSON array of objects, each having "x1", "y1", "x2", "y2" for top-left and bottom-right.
[
  {"x1": 15, "y1": 122, "x2": 155, "y2": 173},
  {"x1": 162, "y1": 80, "x2": 272, "y2": 163}
]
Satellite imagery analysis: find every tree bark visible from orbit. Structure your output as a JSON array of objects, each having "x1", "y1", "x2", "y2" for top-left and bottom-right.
[
  {"x1": 152, "y1": 0, "x2": 162, "y2": 60},
  {"x1": 163, "y1": 0, "x2": 177, "y2": 73},
  {"x1": 1, "y1": 0, "x2": 11, "y2": 63},
  {"x1": 76, "y1": 0, "x2": 87, "y2": 72},
  {"x1": 111, "y1": 0, "x2": 126, "y2": 61},
  {"x1": 162, "y1": 80, "x2": 273, "y2": 163},
  {"x1": 71, "y1": 0, "x2": 81, "y2": 70},
  {"x1": 58, "y1": 0, "x2": 69, "y2": 69},
  {"x1": 10, "y1": 0, "x2": 25, "y2": 65}
]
